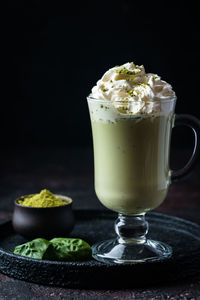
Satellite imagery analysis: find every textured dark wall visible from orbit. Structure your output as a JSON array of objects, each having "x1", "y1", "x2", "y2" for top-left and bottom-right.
[{"x1": 2, "y1": 1, "x2": 200, "y2": 147}]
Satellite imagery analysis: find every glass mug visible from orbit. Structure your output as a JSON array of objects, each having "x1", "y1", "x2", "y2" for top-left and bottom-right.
[{"x1": 87, "y1": 96, "x2": 200, "y2": 264}]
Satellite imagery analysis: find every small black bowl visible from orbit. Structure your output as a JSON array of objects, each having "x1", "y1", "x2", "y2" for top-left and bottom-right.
[{"x1": 12, "y1": 194, "x2": 75, "y2": 239}]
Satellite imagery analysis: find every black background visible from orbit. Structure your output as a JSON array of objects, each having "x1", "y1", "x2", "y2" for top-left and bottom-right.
[{"x1": 2, "y1": 1, "x2": 200, "y2": 147}]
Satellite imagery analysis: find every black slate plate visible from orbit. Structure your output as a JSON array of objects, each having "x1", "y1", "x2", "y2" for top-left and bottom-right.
[{"x1": 0, "y1": 210, "x2": 200, "y2": 288}]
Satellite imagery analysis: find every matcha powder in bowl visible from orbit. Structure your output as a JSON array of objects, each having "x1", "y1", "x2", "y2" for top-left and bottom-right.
[
  {"x1": 18, "y1": 189, "x2": 68, "y2": 208},
  {"x1": 12, "y1": 190, "x2": 74, "y2": 238}
]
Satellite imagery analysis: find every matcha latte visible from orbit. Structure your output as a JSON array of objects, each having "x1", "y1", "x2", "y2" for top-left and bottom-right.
[
  {"x1": 88, "y1": 62, "x2": 176, "y2": 215},
  {"x1": 87, "y1": 62, "x2": 200, "y2": 264}
]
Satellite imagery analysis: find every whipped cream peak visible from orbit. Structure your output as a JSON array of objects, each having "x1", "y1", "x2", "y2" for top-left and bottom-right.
[{"x1": 90, "y1": 62, "x2": 176, "y2": 115}]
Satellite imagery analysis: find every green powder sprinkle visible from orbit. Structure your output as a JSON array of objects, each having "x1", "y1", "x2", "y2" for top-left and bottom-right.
[
  {"x1": 101, "y1": 84, "x2": 108, "y2": 92},
  {"x1": 116, "y1": 67, "x2": 141, "y2": 75}
]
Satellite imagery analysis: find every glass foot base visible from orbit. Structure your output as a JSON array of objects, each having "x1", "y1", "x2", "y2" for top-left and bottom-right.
[{"x1": 92, "y1": 238, "x2": 172, "y2": 264}]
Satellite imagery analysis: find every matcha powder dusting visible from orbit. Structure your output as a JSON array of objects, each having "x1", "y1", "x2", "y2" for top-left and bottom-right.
[{"x1": 18, "y1": 189, "x2": 68, "y2": 208}]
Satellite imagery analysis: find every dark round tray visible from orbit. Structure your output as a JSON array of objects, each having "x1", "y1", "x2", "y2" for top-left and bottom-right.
[{"x1": 0, "y1": 210, "x2": 200, "y2": 288}]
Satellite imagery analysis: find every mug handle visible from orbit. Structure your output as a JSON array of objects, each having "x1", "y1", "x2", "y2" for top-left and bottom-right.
[{"x1": 171, "y1": 114, "x2": 200, "y2": 182}]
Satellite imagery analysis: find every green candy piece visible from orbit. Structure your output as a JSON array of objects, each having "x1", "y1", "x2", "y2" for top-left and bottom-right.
[
  {"x1": 13, "y1": 238, "x2": 53, "y2": 260},
  {"x1": 50, "y1": 238, "x2": 92, "y2": 261}
]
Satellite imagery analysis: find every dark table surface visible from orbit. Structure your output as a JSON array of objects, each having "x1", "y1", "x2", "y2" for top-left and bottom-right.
[{"x1": 0, "y1": 146, "x2": 199, "y2": 299}]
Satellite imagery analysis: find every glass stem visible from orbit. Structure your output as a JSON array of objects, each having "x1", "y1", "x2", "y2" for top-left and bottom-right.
[{"x1": 115, "y1": 214, "x2": 149, "y2": 245}]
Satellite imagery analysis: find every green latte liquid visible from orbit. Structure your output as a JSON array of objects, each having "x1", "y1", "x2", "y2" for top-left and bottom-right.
[{"x1": 91, "y1": 115, "x2": 173, "y2": 215}]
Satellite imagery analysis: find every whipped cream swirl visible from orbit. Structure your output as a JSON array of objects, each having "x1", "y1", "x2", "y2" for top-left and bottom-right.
[{"x1": 90, "y1": 62, "x2": 175, "y2": 114}]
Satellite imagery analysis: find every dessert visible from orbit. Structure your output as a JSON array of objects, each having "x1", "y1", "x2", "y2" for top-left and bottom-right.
[{"x1": 88, "y1": 62, "x2": 176, "y2": 215}]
